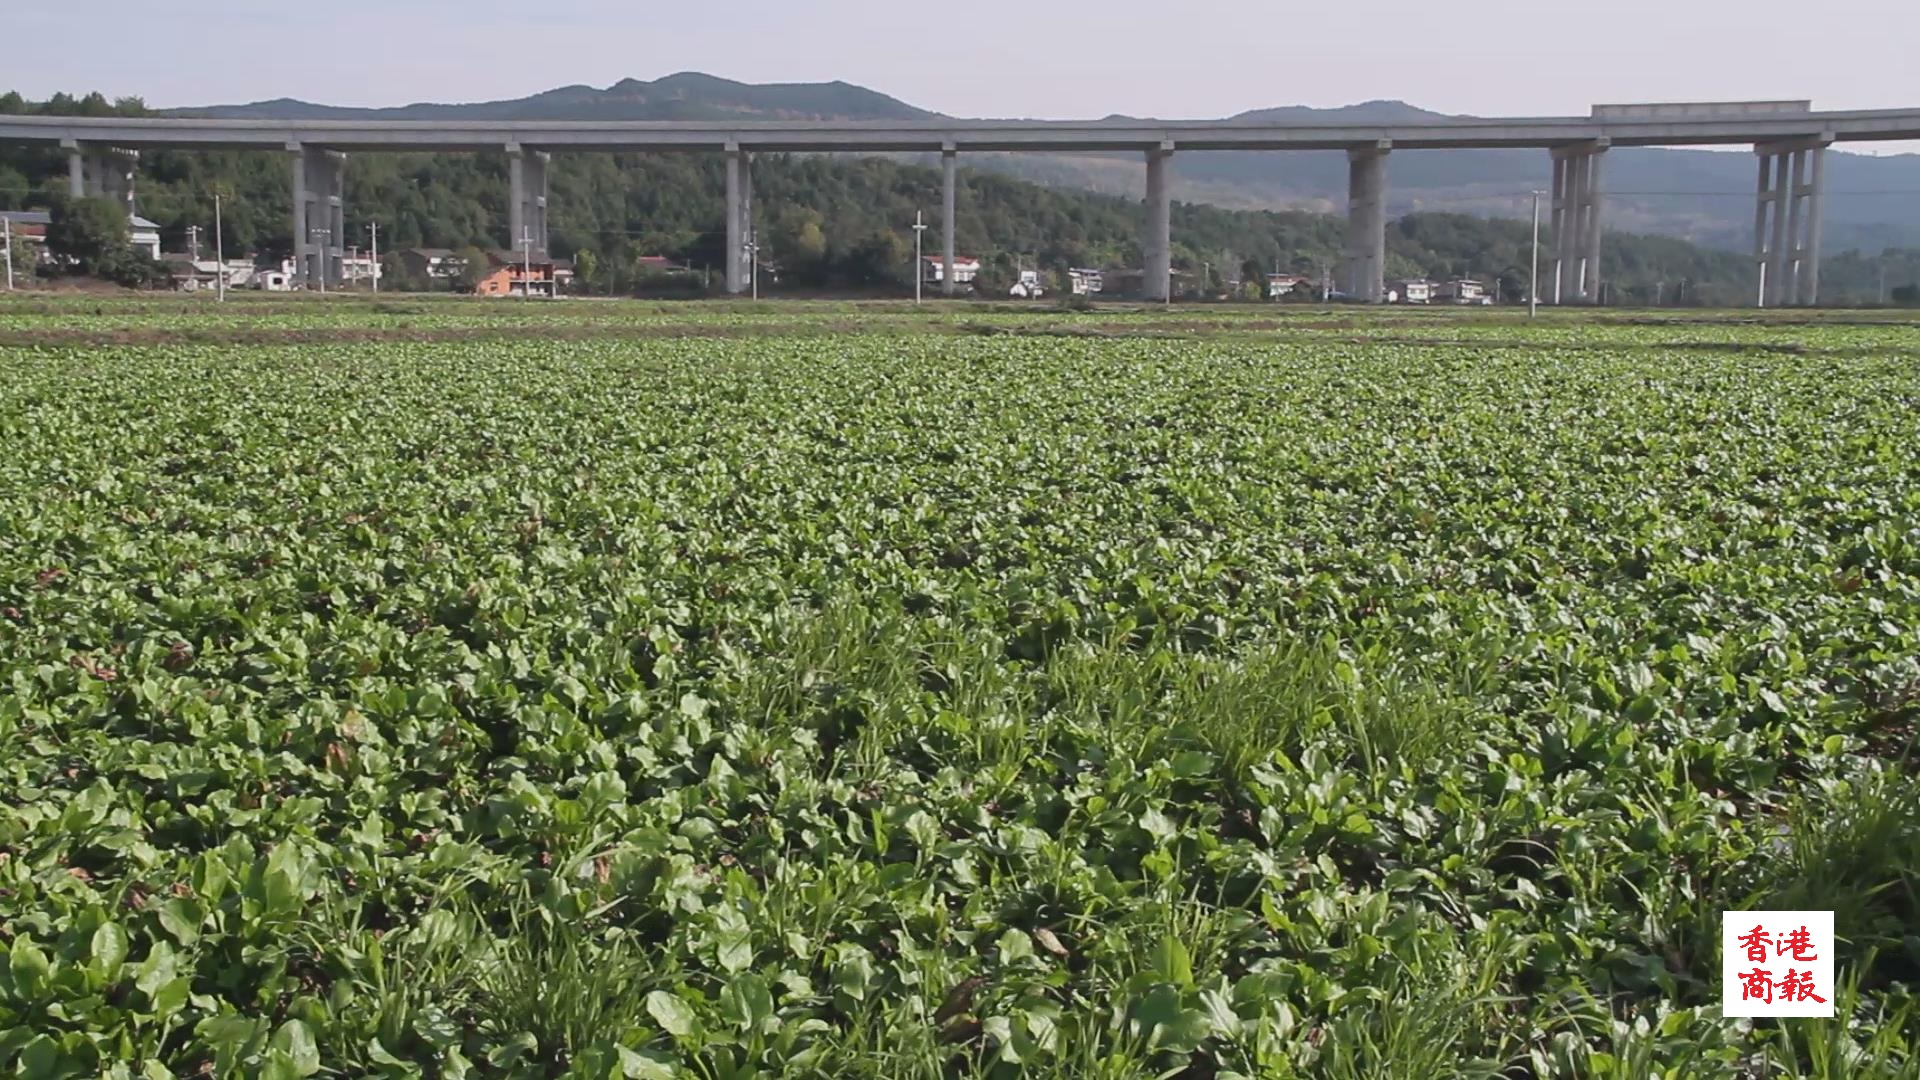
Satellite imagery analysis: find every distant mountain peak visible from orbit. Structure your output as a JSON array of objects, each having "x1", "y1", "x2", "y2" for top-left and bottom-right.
[
  {"x1": 652, "y1": 72, "x2": 735, "y2": 86},
  {"x1": 166, "y1": 72, "x2": 935, "y2": 123},
  {"x1": 1228, "y1": 99, "x2": 1465, "y2": 125}
]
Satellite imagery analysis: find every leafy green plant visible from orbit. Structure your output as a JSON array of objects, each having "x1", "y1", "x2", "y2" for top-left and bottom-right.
[{"x1": 2, "y1": 302, "x2": 1918, "y2": 1075}]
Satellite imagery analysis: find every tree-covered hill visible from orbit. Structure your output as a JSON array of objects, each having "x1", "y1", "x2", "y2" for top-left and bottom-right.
[{"x1": 163, "y1": 72, "x2": 936, "y2": 123}]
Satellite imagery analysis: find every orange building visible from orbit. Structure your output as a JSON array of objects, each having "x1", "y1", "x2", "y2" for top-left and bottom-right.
[{"x1": 472, "y1": 250, "x2": 558, "y2": 297}]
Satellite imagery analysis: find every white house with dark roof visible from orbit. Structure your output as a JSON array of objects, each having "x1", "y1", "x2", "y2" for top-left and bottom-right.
[
  {"x1": 128, "y1": 216, "x2": 161, "y2": 260},
  {"x1": 1436, "y1": 278, "x2": 1491, "y2": 305},
  {"x1": 1386, "y1": 278, "x2": 1436, "y2": 304},
  {"x1": 922, "y1": 255, "x2": 981, "y2": 287}
]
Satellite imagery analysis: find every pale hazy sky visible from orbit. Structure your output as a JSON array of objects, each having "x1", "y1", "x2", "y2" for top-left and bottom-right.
[{"x1": 8, "y1": 0, "x2": 1917, "y2": 120}]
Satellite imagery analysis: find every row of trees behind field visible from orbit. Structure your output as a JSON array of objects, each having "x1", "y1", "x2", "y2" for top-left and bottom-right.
[{"x1": 5, "y1": 92, "x2": 1917, "y2": 303}]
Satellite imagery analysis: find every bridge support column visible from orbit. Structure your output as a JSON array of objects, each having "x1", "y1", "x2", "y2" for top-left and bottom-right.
[
  {"x1": 508, "y1": 146, "x2": 550, "y2": 256},
  {"x1": 1143, "y1": 143, "x2": 1173, "y2": 302},
  {"x1": 64, "y1": 141, "x2": 83, "y2": 199},
  {"x1": 942, "y1": 145, "x2": 957, "y2": 296},
  {"x1": 1345, "y1": 143, "x2": 1389, "y2": 303},
  {"x1": 1754, "y1": 136, "x2": 1829, "y2": 307},
  {"x1": 725, "y1": 147, "x2": 753, "y2": 295},
  {"x1": 1550, "y1": 140, "x2": 1607, "y2": 304},
  {"x1": 290, "y1": 144, "x2": 345, "y2": 290},
  {"x1": 64, "y1": 142, "x2": 139, "y2": 215}
]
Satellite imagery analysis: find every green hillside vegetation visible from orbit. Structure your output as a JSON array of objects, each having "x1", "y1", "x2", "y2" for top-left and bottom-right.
[
  {"x1": 0, "y1": 91, "x2": 1765, "y2": 302},
  {"x1": 1819, "y1": 247, "x2": 1920, "y2": 305}
]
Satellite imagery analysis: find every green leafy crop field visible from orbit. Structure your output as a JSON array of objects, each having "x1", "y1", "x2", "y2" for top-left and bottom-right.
[{"x1": 2, "y1": 301, "x2": 1918, "y2": 1078}]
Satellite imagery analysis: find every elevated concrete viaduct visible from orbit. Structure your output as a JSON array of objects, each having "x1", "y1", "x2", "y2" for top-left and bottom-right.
[{"x1": 11, "y1": 101, "x2": 1919, "y2": 304}]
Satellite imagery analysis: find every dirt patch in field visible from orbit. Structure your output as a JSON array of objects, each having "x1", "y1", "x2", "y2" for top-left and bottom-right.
[{"x1": 0, "y1": 322, "x2": 883, "y2": 348}]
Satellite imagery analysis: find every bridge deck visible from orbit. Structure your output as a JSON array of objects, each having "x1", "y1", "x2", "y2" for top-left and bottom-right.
[{"x1": 3, "y1": 109, "x2": 1919, "y2": 153}]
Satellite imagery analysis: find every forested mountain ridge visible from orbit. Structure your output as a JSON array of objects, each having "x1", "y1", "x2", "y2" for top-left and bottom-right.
[
  {"x1": 164, "y1": 73, "x2": 934, "y2": 123},
  {"x1": 7, "y1": 89, "x2": 1915, "y2": 303}
]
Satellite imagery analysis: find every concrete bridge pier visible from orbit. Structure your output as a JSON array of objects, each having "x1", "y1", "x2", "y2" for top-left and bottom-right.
[
  {"x1": 64, "y1": 141, "x2": 83, "y2": 198},
  {"x1": 1143, "y1": 143, "x2": 1174, "y2": 302},
  {"x1": 725, "y1": 146, "x2": 753, "y2": 295},
  {"x1": 942, "y1": 144, "x2": 957, "y2": 296},
  {"x1": 508, "y1": 145, "x2": 550, "y2": 256},
  {"x1": 1345, "y1": 143, "x2": 1390, "y2": 302},
  {"x1": 290, "y1": 144, "x2": 346, "y2": 289},
  {"x1": 1550, "y1": 140, "x2": 1607, "y2": 303},
  {"x1": 1754, "y1": 136, "x2": 1829, "y2": 306},
  {"x1": 63, "y1": 140, "x2": 139, "y2": 214}
]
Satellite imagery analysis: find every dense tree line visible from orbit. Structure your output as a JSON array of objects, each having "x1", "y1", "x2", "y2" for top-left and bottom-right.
[
  {"x1": 0, "y1": 90, "x2": 1800, "y2": 301},
  {"x1": 1819, "y1": 247, "x2": 1920, "y2": 306}
]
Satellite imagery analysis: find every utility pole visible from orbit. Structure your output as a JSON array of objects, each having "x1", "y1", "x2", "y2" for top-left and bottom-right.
[
  {"x1": 369, "y1": 221, "x2": 379, "y2": 294},
  {"x1": 187, "y1": 224, "x2": 201, "y2": 262},
  {"x1": 214, "y1": 193, "x2": 226, "y2": 302},
  {"x1": 4, "y1": 215, "x2": 13, "y2": 292},
  {"x1": 1528, "y1": 190, "x2": 1541, "y2": 318},
  {"x1": 1881, "y1": 257, "x2": 1890, "y2": 305},
  {"x1": 520, "y1": 227, "x2": 534, "y2": 300},
  {"x1": 746, "y1": 228, "x2": 760, "y2": 301},
  {"x1": 912, "y1": 210, "x2": 927, "y2": 304},
  {"x1": 310, "y1": 227, "x2": 330, "y2": 294}
]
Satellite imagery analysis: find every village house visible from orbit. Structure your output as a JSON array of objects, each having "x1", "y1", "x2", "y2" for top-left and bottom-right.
[
  {"x1": 160, "y1": 256, "x2": 261, "y2": 292},
  {"x1": 129, "y1": 216, "x2": 162, "y2": 261},
  {"x1": 160, "y1": 253, "x2": 218, "y2": 291},
  {"x1": 470, "y1": 249, "x2": 559, "y2": 297},
  {"x1": 254, "y1": 264, "x2": 294, "y2": 291},
  {"x1": 399, "y1": 248, "x2": 465, "y2": 282},
  {"x1": 1267, "y1": 273, "x2": 1312, "y2": 299},
  {"x1": 1, "y1": 209, "x2": 163, "y2": 265},
  {"x1": 339, "y1": 252, "x2": 382, "y2": 287},
  {"x1": 1103, "y1": 267, "x2": 1194, "y2": 299},
  {"x1": 1386, "y1": 278, "x2": 1437, "y2": 304},
  {"x1": 0, "y1": 210, "x2": 51, "y2": 266},
  {"x1": 921, "y1": 255, "x2": 982, "y2": 289},
  {"x1": 629, "y1": 254, "x2": 688, "y2": 282},
  {"x1": 1436, "y1": 278, "x2": 1492, "y2": 304},
  {"x1": 624, "y1": 255, "x2": 702, "y2": 293}
]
